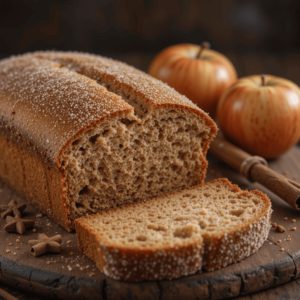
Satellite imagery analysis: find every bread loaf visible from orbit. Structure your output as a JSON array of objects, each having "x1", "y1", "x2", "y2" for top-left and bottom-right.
[
  {"x1": 0, "y1": 52, "x2": 217, "y2": 231},
  {"x1": 75, "y1": 179, "x2": 271, "y2": 281}
]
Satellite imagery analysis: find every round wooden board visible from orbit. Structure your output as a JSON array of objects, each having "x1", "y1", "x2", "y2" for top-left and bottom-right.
[{"x1": 0, "y1": 147, "x2": 299, "y2": 300}]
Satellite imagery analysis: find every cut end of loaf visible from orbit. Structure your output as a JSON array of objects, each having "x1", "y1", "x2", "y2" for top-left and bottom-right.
[
  {"x1": 62, "y1": 107, "x2": 212, "y2": 230},
  {"x1": 75, "y1": 178, "x2": 271, "y2": 281}
]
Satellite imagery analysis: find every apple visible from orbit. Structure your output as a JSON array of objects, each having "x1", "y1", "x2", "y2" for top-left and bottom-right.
[
  {"x1": 217, "y1": 74, "x2": 300, "y2": 159},
  {"x1": 148, "y1": 42, "x2": 237, "y2": 118}
]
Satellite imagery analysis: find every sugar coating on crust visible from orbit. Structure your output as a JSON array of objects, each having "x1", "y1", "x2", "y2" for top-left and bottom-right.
[
  {"x1": 76, "y1": 179, "x2": 272, "y2": 281},
  {"x1": 0, "y1": 56, "x2": 133, "y2": 165},
  {"x1": 0, "y1": 52, "x2": 217, "y2": 167},
  {"x1": 100, "y1": 240, "x2": 203, "y2": 281},
  {"x1": 30, "y1": 51, "x2": 203, "y2": 113}
]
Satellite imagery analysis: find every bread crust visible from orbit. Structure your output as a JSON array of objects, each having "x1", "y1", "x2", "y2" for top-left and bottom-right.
[
  {"x1": 0, "y1": 52, "x2": 217, "y2": 231},
  {"x1": 76, "y1": 222, "x2": 203, "y2": 281},
  {"x1": 75, "y1": 178, "x2": 271, "y2": 281},
  {"x1": 30, "y1": 51, "x2": 217, "y2": 182}
]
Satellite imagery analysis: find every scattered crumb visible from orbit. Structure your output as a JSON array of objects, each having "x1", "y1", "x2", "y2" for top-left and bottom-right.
[
  {"x1": 200, "y1": 209, "x2": 207, "y2": 215},
  {"x1": 67, "y1": 266, "x2": 72, "y2": 271},
  {"x1": 80, "y1": 267, "x2": 83, "y2": 271},
  {"x1": 292, "y1": 219, "x2": 296, "y2": 223},
  {"x1": 86, "y1": 265, "x2": 90, "y2": 269},
  {"x1": 16, "y1": 239, "x2": 20, "y2": 243},
  {"x1": 280, "y1": 248, "x2": 285, "y2": 252},
  {"x1": 90, "y1": 272, "x2": 95, "y2": 277},
  {"x1": 277, "y1": 225, "x2": 286, "y2": 233},
  {"x1": 36, "y1": 213, "x2": 42, "y2": 218},
  {"x1": 46, "y1": 261, "x2": 51, "y2": 265},
  {"x1": 271, "y1": 223, "x2": 277, "y2": 228},
  {"x1": 6, "y1": 250, "x2": 10, "y2": 253},
  {"x1": 292, "y1": 227, "x2": 296, "y2": 231},
  {"x1": 76, "y1": 264, "x2": 80, "y2": 267},
  {"x1": 33, "y1": 229, "x2": 37, "y2": 233},
  {"x1": 287, "y1": 238, "x2": 291, "y2": 241},
  {"x1": 67, "y1": 240, "x2": 72, "y2": 244},
  {"x1": 47, "y1": 223, "x2": 51, "y2": 227},
  {"x1": 9, "y1": 243, "x2": 12, "y2": 246},
  {"x1": 15, "y1": 247, "x2": 19, "y2": 250},
  {"x1": 70, "y1": 252, "x2": 74, "y2": 255},
  {"x1": 277, "y1": 240, "x2": 282, "y2": 243},
  {"x1": 13, "y1": 252, "x2": 17, "y2": 255},
  {"x1": 283, "y1": 170, "x2": 289, "y2": 175},
  {"x1": 284, "y1": 217, "x2": 288, "y2": 220}
]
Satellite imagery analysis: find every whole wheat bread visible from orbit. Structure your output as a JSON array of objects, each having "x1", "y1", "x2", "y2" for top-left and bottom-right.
[
  {"x1": 75, "y1": 178, "x2": 272, "y2": 281},
  {"x1": 0, "y1": 52, "x2": 217, "y2": 231}
]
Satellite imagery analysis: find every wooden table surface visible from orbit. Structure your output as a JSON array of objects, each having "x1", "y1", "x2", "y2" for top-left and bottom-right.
[{"x1": 1, "y1": 279, "x2": 299, "y2": 300}]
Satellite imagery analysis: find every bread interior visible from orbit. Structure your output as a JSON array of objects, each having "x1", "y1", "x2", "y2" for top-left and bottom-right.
[
  {"x1": 62, "y1": 108, "x2": 210, "y2": 228},
  {"x1": 84, "y1": 180, "x2": 267, "y2": 248}
]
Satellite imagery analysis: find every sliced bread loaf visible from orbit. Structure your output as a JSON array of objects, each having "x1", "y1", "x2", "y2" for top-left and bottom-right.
[
  {"x1": 0, "y1": 52, "x2": 217, "y2": 231},
  {"x1": 75, "y1": 178, "x2": 272, "y2": 281}
]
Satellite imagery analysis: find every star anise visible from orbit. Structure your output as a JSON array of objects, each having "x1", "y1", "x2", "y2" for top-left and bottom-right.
[
  {"x1": 28, "y1": 233, "x2": 62, "y2": 256},
  {"x1": 4, "y1": 215, "x2": 35, "y2": 235},
  {"x1": 0, "y1": 200, "x2": 26, "y2": 218}
]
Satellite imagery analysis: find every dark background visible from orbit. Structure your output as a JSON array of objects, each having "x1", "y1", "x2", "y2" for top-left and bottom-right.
[
  {"x1": 2, "y1": 0, "x2": 300, "y2": 55},
  {"x1": 1, "y1": 0, "x2": 300, "y2": 82}
]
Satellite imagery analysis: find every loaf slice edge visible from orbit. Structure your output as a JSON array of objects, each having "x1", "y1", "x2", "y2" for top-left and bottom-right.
[{"x1": 75, "y1": 178, "x2": 271, "y2": 281}]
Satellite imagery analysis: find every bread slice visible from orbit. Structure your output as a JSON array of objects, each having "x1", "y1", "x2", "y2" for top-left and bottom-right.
[
  {"x1": 0, "y1": 52, "x2": 217, "y2": 231},
  {"x1": 75, "y1": 179, "x2": 271, "y2": 281}
]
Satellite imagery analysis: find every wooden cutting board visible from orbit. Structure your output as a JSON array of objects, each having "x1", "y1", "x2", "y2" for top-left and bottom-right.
[{"x1": 0, "y1": 147, "x2": 299, "y2": 300}]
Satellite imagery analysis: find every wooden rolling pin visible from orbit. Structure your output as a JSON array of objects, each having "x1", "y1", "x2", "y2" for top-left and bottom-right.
[{"x1": 210, "y1": 136, "x2": 300, "y2": 210}]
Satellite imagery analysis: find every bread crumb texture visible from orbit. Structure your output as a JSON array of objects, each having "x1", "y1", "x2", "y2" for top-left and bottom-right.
[{"x1": 75, "y1": 179, "x2": 272, "y2": 281}]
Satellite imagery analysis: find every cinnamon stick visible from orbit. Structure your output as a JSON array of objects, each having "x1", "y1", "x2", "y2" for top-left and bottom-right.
[{"x1": 209, "y1": 136, "x2": 300, "y2": 210}]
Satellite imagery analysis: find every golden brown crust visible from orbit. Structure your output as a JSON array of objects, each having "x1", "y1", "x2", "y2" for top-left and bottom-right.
[
  {"x1": 28, "y1": 51, "x2": 217, "y2": 136},
  {"x1": 75, "y1": 178, "x2": 271, "y2": 281},
  {"x1": 0, "y1": 55, "x2": 134, "y2": 167},
  {"x1": 0, "y1": 131, "x2": 69, "y2": 229}
]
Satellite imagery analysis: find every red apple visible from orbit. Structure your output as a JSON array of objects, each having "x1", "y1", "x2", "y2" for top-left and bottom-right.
[
  {"x1": 148, "y1": 42, "x2": 237, "y2": 118},
  {"x1": 217, "y1": 74, "x2": 300, "y2": 159}
]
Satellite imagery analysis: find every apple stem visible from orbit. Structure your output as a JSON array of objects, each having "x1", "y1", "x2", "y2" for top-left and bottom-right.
[
  {"x1": 196, "y1": 42, "x2": 211, "y2": 59},
  {"x1": 261, "y1": 74, "x2": 266, "y2": 86}
]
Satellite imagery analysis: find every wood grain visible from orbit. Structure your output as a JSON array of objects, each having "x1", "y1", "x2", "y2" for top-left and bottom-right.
[{"x1": 0, "y1": 147, "x2": 299, "y2": 299}]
